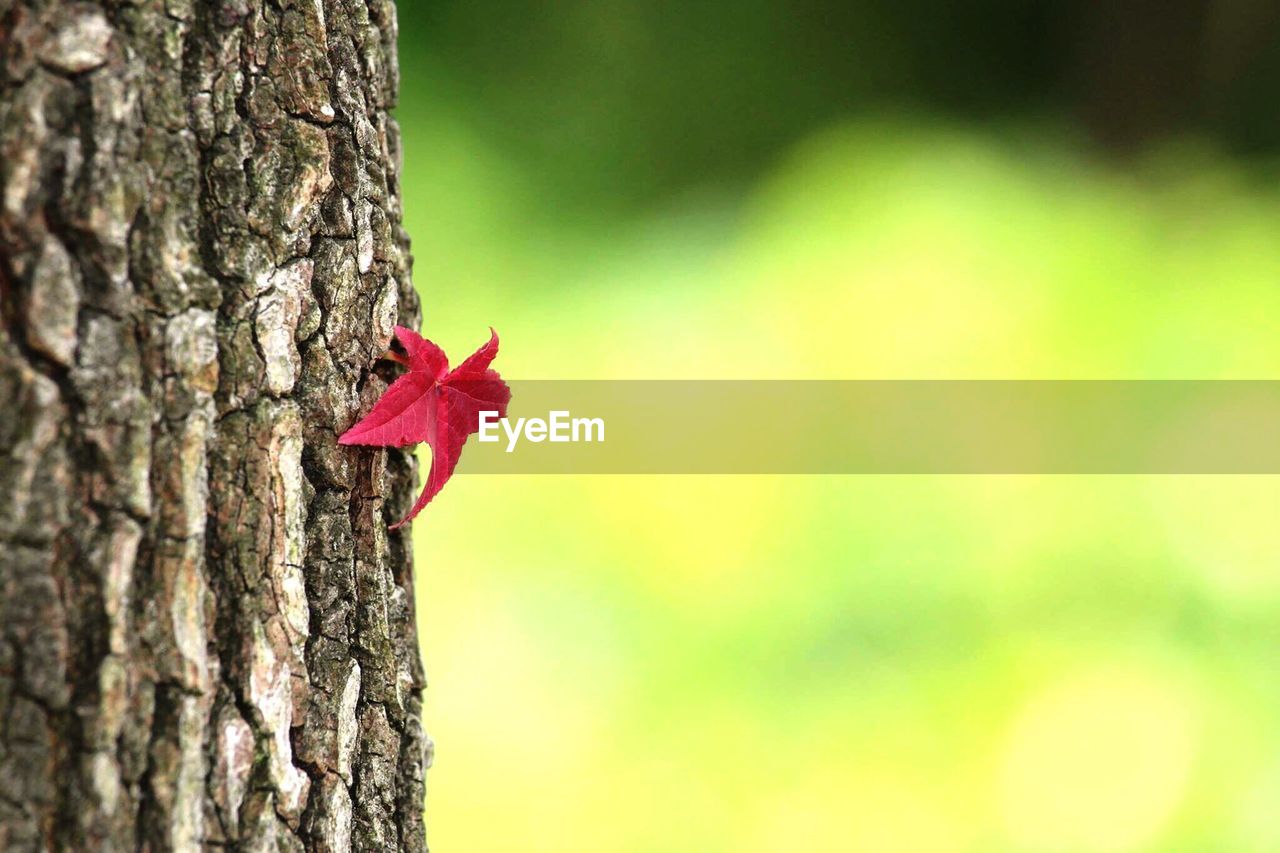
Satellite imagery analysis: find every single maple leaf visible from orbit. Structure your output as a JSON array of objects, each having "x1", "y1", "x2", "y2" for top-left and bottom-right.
[{"x1": 339, "y1": 326, "x2": 511, "y2": 528}]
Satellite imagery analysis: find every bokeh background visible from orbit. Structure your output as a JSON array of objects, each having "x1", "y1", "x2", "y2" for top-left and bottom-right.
[{"x1": 392, "y1": 2, "x2": 1280, "y2": 850}]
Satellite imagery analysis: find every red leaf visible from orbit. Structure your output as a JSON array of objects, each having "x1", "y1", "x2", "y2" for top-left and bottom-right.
[{"x1": 338, "y1": 326, "x2": 510, "y2": 527}]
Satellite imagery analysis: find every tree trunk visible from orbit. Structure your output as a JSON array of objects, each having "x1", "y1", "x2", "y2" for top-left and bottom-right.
[{"x1": 0, "y1": 0, "x2": 428, "y2": 849}]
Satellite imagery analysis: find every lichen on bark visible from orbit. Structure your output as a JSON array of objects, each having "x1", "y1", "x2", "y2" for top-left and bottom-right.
[{"x1": 0, "y1": 0, "x2": 429, "y2": 849}]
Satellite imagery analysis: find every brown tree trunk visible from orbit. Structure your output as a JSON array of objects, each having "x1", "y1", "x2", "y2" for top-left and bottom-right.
[{"x1": 0, "y1": 0, "x2": 428, "y2": 849}]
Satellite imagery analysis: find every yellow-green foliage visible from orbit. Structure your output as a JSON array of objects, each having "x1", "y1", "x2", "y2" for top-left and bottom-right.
[{"x1": 401, "y1": 116, "x2": 1280, "y2": 852}]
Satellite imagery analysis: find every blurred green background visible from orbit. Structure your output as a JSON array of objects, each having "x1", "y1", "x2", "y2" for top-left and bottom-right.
[{"x1": 392, "y1": 2, "x2": 1280, "y2": 850}]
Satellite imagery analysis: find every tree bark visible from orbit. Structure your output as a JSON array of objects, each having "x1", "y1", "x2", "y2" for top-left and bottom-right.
[{"x1": 0, "y1": 0, "x2": 428, "y2": 849}]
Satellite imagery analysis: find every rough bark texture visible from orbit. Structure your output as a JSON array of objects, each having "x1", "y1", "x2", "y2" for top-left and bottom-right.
[{"x1": 0, "y1": 0, "x2": 429, "y2": 849}]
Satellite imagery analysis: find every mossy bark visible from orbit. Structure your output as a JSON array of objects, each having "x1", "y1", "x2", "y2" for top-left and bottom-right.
[{"x1": 0, "y1": 0, "x2": 428, "y2": 849}]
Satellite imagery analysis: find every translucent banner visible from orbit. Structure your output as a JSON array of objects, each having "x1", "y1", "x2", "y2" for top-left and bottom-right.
[{"x1": 454, "y1": 381, "x2": 1280, "y2": 474}]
